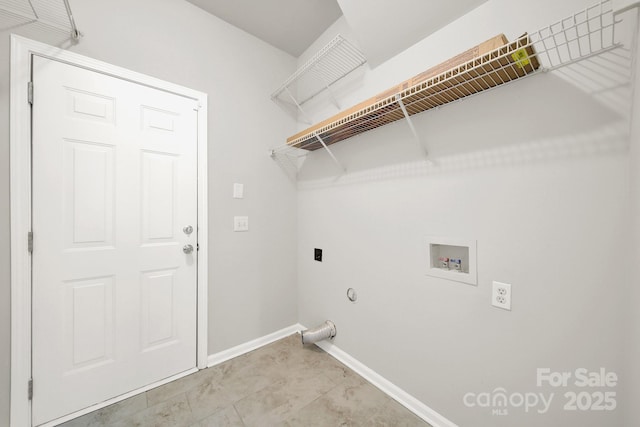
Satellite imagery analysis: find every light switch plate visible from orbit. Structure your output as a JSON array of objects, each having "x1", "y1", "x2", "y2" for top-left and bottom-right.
[
  {"x1": 234, "y1": 216, "x2": 249, "y2": 232},
  {"x1": 233, "y1": 183, "x2": 244, "y2": 199}
]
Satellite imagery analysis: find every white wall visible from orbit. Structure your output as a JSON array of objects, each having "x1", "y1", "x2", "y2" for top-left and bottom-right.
[
  {"x1": 0, "y1": 0, "x2": 298, "y2": 424},
  {"x1": 626, "y1": 5, "x2": 640, "y2": 426},
  {"x1": 1, "y1": 0, "x2": 636, "y2": 426},
  {"x1": 297, "y1": 0, "x2": 633, "y2": 426},
  {"x1": 335, "y1": 0, "x2": 488, "y2": 67}
]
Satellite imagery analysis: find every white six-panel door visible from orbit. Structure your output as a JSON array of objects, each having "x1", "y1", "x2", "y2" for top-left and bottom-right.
[{"x1": 31, "y1": 56, "x2": 199, "y2": 425}]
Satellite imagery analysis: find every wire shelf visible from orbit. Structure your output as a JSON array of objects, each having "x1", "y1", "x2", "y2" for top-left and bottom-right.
[
  {"x1": 0, "y1": 0, "x2": 81, "y2": 39},
  {"x1": 271, "y1": 0, "x2": 623, "y2": 161},
  {"x1": 271, "y1": 35, "x2": 367, "y2": 108},
  {"x1": 531, "y1": 0, "x2": 616, "y2": 70},
  {"x1": 287, "y1": 34, "x2": 540, "y2": 151}
]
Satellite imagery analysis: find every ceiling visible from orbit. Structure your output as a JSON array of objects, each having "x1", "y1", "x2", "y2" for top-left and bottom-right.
[
  {"x1": 337, "y1": 0, "x2": 489, "y2": 67},
  {"x1": 185, "y1": 0, "x2": 343, "y2": 57},
  {"x1": 186, "y1": 0, "x2": 488, "y2": 65}
]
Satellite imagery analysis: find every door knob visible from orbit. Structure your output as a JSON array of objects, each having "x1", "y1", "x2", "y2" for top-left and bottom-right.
[
  {"x1": 183, "y1": 244, "x2": 194, "y2": 254},
  {"x1": 183, "y1": 225, "x2": 193, "y2": 235}
]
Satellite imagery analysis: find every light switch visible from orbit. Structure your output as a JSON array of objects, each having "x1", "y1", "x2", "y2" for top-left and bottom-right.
[
  {"x1": 234, "y1": 216, "x2": 249, "y2": 232},
  {"x1": 233, "y1": 183, "x2": 244, "y2": 199}
]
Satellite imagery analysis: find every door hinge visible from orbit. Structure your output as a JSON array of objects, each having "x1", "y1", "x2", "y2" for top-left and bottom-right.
[
  {"x1": 27, "y1": 81, "x2": 33, "y2": 105},
  {"x1": 28, "y1": 378, "x2": 33, "y2": 400},
  {"x1": 28, "y1": 231, "x2": 33, "y2": 253}
]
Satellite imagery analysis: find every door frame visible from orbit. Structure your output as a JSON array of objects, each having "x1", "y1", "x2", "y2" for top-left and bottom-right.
[{"x1": 9, "y1": 35, "x2": 209, "y2": 427}]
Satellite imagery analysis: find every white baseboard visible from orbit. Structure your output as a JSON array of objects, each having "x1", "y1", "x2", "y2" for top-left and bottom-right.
[
  {"x1": 313, "y1": 338, "x2": 458, "y2": 427},
  {"x1": 207, "y1": 324, "x2": 304, "y2": 367},
  {"x1": 207, "y1": 323, "x2": 455, "y2": 426}
]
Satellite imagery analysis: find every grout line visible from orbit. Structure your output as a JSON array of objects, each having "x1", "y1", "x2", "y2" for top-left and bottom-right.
[
  {"x1": 231, "y1": 404, "x2": 246, "y2": 427},
  {"x1": 183, "y1": 390, "x2": 194, "y2": 423}
]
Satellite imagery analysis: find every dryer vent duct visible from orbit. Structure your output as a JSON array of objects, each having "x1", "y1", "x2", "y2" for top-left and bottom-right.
[{"x1": 301, "y1": 320, "x2": 336, "y2": 345}]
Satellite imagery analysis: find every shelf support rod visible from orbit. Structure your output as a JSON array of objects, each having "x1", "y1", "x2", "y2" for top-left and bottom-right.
[
  {"x1": 314, "y1": 64, "x2": 341, "y2": 110},
  {"x1": 396, "y1": 94, "x2": 428, "y2": 157},
  {"x1": 27, "y1": 0, "x2": 39, "y2": 19},
  {"x1": 62, "y1": 0, "x2": 82, "y2": 40},
  {"x1": 284, "y1": 86, "x2": 312, "y2": 124},
  {"x1": 313, "y1": 132, "x2": 346, "y2": 172}
]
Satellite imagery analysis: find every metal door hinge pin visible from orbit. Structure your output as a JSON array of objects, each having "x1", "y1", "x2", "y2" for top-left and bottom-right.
[{"x1": 28, "y1": 82, "x2": 33, "y2": 105}]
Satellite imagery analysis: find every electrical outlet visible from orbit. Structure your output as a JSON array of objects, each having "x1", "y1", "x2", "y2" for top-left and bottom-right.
[
  {"x1": 492, "y1": 281, "x2": 511, "y2": 311},
  {"x1": 233, "y1": 216, "x2": 249, "y2": 231}
]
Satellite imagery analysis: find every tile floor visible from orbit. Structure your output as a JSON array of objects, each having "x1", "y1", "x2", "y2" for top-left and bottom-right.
[{"x1": 59, "y1": 333, "x2": 431, "y2": 426}]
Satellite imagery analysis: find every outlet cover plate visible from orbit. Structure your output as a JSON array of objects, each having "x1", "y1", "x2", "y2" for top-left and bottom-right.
[
  {"x1": 233, "y1": 183, "x2": 244, "y2": 199},
  {"x1": 492, "y1": 281, "x2": 511, "y2": 311},
  {"x1": 234, "y1": 216, "x2": 249, "y2": 231}
]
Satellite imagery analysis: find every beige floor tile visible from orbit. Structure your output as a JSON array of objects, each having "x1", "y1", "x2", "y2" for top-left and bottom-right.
[
  {"x1": 234, "y1": 371, "x2": 336, "y2": 426},
  {"x1": 111, "y1": 393, "x2": 194, "y2": 427},
  {"x1": 146, "y1": 368, "x2": 220, "y2": 407},
  {"x1": 368, "y1": 398, "x2": 432, "y2": 426},
  {"x1": 220, "y1": 367, "x2": 277, "y2": 403},
  {"x1": 185, "y1": 377, "x2": 235, "y2": 421},
  {"x1": 58, "y1": 333, "x2": 429, "y2": 427},
  {"x1": 190, "y1": 405, "x2": 244, "y2": 427},
  {"x1": 259, "y1": 342, "x2": 351, "y2": 390},
  {"x1": 58, "y1": 393, "x2": 148, "y2": 427},
  {"x1": 283, "y1": 377, "x2": 391, "y2": 426}
]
